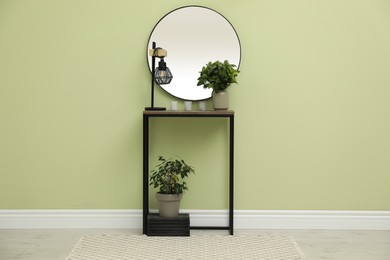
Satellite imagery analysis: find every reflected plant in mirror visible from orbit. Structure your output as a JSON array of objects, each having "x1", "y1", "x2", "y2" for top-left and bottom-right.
[{"x1": 197, "y1": 60, "x2": 240, "y2": 110}]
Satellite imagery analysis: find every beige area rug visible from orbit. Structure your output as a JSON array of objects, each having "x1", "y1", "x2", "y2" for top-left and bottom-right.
[{"x1": 66, "y1": 234, "x2": 306, "y2": 259}]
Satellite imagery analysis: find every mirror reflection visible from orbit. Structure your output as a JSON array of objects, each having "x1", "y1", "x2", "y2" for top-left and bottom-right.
[{"x1": 147, "y1": 6, "x2": 241, "y2": 101}]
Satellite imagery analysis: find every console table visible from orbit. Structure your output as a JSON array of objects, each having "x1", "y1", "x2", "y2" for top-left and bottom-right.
[{"x1": 143, "y1": 110, "x2": 235, "y2": 235}]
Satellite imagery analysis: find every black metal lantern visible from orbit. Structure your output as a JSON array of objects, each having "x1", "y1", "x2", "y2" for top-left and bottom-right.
[
  {"x1": 155, "y1": 58, "x2": 173, "y2": 85},
  {"x1": 145, "y1": 42, "x2": 173, "y2": 111}
]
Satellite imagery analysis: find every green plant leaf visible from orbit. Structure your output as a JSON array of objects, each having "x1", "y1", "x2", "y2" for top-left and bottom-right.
[
  {"x1": 196, "y1": 60, "x2": 239, "y2": 91},
  {"x1": 149, "y1": 156, "x2": 195, "y2": 194}
]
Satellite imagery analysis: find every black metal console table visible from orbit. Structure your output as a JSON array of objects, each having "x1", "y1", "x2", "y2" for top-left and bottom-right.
[{"x1": 143, "y1": 110, "x2": 235, "y2": 235}]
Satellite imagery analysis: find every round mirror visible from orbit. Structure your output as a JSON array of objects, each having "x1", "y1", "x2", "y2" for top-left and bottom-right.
[{"x1": 147, "y1": 6, "x2": 241, "y2": 101}]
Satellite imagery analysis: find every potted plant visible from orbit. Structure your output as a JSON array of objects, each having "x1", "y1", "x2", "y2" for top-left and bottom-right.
[
  {"x1": 150, "y1": 156, "x2": 195, "y2": 217},
  {"x1": 197, "y1": 60, "x2": 240, "y2": 110}
]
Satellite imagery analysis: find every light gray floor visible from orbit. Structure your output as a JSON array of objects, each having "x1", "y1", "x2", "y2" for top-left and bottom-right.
[{"x1": 0, "y1": 229, "x2": 389, "y2": 260}]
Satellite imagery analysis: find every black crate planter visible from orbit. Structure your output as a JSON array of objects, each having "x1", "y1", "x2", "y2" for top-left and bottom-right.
[{"x1": 147, "y1": 213, "x2": 190, "y2": 236}]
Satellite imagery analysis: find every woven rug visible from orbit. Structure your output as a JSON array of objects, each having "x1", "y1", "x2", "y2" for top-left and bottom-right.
[{"x1": 66, "y1": 234, "x2": 306, "y2": 259}]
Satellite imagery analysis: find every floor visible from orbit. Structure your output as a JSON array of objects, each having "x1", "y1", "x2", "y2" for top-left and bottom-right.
[{"x1": 0, "y1": 229, "x2": 389, "y2": 260}]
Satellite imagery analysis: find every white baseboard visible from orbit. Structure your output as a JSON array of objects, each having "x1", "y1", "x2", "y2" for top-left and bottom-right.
[
  {"x1": 1, "y1": 209, "x2": 389, "y2": 230},
  {"x1": 233, "y1": 210, "x2": 390, "y2": 230},
  {"x1": 0, "y1": 210, "x2": 142, "y2": 229}
]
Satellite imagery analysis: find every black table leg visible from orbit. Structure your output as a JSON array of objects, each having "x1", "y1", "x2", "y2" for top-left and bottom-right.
[
  {"x1": 143, "y1": 115, "x2": 149, "y2": 234},
  {"x1": 229, "y1": 115, "x2": 234, "y2": 235}
]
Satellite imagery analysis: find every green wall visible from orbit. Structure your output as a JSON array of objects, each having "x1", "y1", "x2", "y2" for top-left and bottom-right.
[{"x1": 1, "y1": 0, "x2": 389, "y2": 210}]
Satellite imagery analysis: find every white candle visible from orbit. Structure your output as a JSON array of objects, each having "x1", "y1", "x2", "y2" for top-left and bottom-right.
[
  {"x1": 184, "y1": 101, "x2": 192, "y2": 111},
  {"x1": 199, "y1": 101, "x2": 206, "y2": 111},
  {"x1": 170, "y1": 101, "x2": 178, "y2": 111}
]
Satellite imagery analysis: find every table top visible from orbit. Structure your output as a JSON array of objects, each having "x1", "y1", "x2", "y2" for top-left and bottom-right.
[{"x1": 143, "y1": 110, "x2": 234, "y2": 116}]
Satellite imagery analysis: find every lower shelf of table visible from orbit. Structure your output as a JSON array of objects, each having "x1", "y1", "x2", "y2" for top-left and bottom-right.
[
  {"x1": 190, "y1": 226, "x2": 230, "y2": 230},
  {"x1": 146, "y1": 213, "x2": 233, "y2": 236}
]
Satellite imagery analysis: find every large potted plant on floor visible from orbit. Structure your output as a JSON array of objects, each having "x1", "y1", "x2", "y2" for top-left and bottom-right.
[
  {"x1": 197, "y1": 60, "x2": 240, "y2": 110},
  {"x1": 150, "y1": 156, "x2": 195, "y2": 217}
]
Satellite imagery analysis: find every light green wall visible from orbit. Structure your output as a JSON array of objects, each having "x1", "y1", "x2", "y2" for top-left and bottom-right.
[{"x1": 1, "y1": 0, "x2": 389, "y2": 210}]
